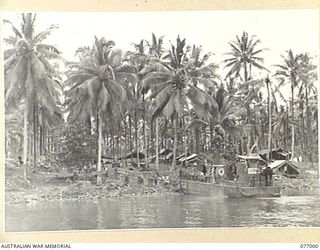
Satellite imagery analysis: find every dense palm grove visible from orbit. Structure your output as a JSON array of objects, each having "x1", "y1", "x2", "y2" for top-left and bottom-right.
[{"x1": 4, "y1": 14, "x2": 318, "y2": 184}]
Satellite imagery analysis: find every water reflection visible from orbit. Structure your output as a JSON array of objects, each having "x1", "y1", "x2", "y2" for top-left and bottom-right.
[{"x1": 5, "y1": 195, "x2": 320, "y2": 232}]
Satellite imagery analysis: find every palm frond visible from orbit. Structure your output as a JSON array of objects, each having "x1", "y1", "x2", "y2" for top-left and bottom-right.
[
  {"x1": 228, "y1": 42, "x2": 241, "y2": 53},
  {"x1": 151, "y1": 85, "x2": 174, "y2": 121},
  {"x1": 3, "y1": 19, "x2": 23, "y2": 38},
  {"x1": 139, "y1": 73, "x2": 171, "y2": 93},
  {"x1": 5, "y1": 55, "x2": 28, "y2": 108},
  {"x1": 36, "y1": 44, "x2": 61, "y2": 55},
  {"x1": 32, "y1": 24, "x2": 59, "y2": 44},
  {"x1": 225, "y1": 61, "x2": 241, "y2": 79},
  {"x1": 250, "y1": 61, "x2": 270, "y2": 72}
]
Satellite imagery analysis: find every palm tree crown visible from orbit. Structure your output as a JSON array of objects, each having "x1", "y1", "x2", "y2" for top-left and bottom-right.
[{"x1": 224, "y1": 31, "x2": 268, "y2": 81}]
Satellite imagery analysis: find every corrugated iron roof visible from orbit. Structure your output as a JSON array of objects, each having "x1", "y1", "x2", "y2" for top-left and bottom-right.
[
  {"x1": 178, "y1": 153, "x2": 197, "y2": 162},
  {"x1": 237, "y1": 154, "x2": 266, "y2": 161}
]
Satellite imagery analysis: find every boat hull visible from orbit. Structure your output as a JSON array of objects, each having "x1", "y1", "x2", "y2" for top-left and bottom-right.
[
  {"x1": 180, "y1": 180, "x2": 225, "y2": 197},
  {"x1": 224, "y1": 185, "x2": 281, "y2": 198}
]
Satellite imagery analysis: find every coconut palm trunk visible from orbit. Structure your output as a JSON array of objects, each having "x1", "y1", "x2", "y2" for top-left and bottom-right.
[
  {"x1": 39, "y1": 126, "x2": 43, "y2": 156},
  {"x1": 33, "y1": 98, "x2": 37, "y2": 168},
  {"x1": 143, "y1": 94, "x2": 148, "y2": 169},
  {"x1": 124, "y1": 119, "x2": 128, "y2": 167},
  {"x1": 172, "y1": 116, "x2": 178, "y2": 172},
  {"x1": 194, "y1": 127, "x2": 200, "y2": 154},
  {"x1": 116, "y1": 132, "x2": 120, "y2": 160},
  {"x1": 300, "y1": 96, "x2": 305, "y2": 158},
  {"x1": 97, "y1": 114, "x2": 102, "y2": 185},
  {"x1": 244, "y1": 61, "x2": 248, "y2": 83},
  {"x1": 305, "y1": 86, "x2": 310, "y2": 155},
  {"x1": 155, "y1": 117, "x2": 159, "y2": 171},
  {"x1": 291, "y1": 84, "x2": 295, "y2": 160},
  {"x1": 128, "y1": 115, "x2": 133, "y2": 162},
  {"x1": 306, "y1": 86, "x2": 313, "y2": 166},
  {"x1": 246, "y1": 129, "x2": 251, "y2": 155},
  {"x1": 266, "y1": 78, "x2": 272, "y2": 164},
  {"x1": 23, "y1": 104, "x2": 28, "y2": 180},
  {"x1": 183, "y1": 121, "x2": 188, "y2": 170},
  {"x1": 134, "y1": 110, "x2": 140, "y2": 168}
]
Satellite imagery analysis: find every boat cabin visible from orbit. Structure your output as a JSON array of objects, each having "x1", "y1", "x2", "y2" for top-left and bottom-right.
[{"x1": 236, "y1": 155, "x2": 273, "y2": 187}]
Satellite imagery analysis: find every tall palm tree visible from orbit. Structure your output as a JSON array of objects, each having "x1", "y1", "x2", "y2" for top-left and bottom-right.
[
  {"x1": 66, "y1": 37, "x2": 136, "y2": 185},
  {"x1": 140, "y1": 36, "x2": 217, "y2": 170},
  {"x1": 126, "y1": 33, "x2": 166, "y2": 171},
  {"x1": 124, "y1": 37, "x2": 154, "y2": 169},
  {"x1": 275, "y1": 50, "x2": 303, "y2": 159},
  {"x1": 265, "y1": 77, "x2": 272, "y2": 164},
  {"x1": 4, "y1": 13, "x2": 62, "y2": 180},
  {"x1": 147, "y1": 34, "x2": 166, "y2": 171},
  {"x1": 177, "y1": 45, "x2": 220, "y2": 155},
  {"x1": 224, "y1": 32, "x2": 268, "y2": 82},
  {"x1": 224, "y1": 32, "x2": 269, "y2": 155},
  {"x1": 297, "y1": 53, "x2": 317, "y2": 161}
]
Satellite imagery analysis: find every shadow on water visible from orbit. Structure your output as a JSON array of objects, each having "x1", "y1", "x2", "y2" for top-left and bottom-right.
[{"x1": 5, "y1": 195, "x2": 320, "y2": 232}]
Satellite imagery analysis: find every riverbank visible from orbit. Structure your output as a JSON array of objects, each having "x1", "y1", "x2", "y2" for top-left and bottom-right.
[
  {"x1": 274, "y1": 162, "x2": 319, "y2": 196},
  {"x1": 5, "y1": 161, "x2": 319, "y2": 205},
  {"x1": 5, "y1": 178, "x2": 178, "y2": 205}
]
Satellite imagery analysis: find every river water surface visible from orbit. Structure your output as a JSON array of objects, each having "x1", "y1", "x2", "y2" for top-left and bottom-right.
[{"x1": 5, "y1": 195, "x2": 320, "y2": 232}]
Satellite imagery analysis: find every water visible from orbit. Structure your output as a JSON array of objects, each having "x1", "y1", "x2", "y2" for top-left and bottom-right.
[{"x1": 5, "y1": 195, "x2": 320, "y2": 232}]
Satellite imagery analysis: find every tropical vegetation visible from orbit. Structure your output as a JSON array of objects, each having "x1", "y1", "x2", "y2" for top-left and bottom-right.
[{"x1": 4, "y1": 14, "x2": 318, "y2": 184}]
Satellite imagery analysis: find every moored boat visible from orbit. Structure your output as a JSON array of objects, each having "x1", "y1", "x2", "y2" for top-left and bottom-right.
[
  {"x1": 179, "y1": 164, "x2": 227, "y2": 196},
  {"x1": 223, "y1": 155, "x2": 282, "y2": 198},
  {"x1": 179, "y1": 154, "x2": 282, "y2": 198},
  {"x1": 180, "y1": 179, "x2": 225, "y2": 196},
  {"x1": 224, "y1": 184, "x2": 281, "y2": 198}
]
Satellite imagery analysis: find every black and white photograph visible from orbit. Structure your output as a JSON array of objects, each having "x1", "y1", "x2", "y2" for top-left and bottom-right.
[{"x1": 2, "y1": 9, "x2": 319, "y2": 232}]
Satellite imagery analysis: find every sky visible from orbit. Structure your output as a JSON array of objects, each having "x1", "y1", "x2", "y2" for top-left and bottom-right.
[{"x1": 1, "y1": 9, "x2": 319, "y2": 96}]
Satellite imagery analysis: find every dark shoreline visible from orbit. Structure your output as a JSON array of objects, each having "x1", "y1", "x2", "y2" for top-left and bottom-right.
[
  {"x1": 5, "y1": 181, "x2": 319, "y2": 206},
  {"x1": 5, "y1": 180, "x2": 179, "y2": 205}
]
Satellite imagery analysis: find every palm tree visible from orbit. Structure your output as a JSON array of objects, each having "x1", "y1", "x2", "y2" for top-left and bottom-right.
[
  {"x1": 126, "y1": 33, "x2": 166, "y2": 171},
  {"x1": 148, "y1": 34, "x2": 166, "y2": 171},
  {"x1": 140, "y1": 36, "x2": 217, "y2": 170},
  {"x1": 294, "y1": 53, "x2": 317, "y2": 162},
  {"x1": 264, "y1": 77, "x2": 272, "y2": 164},
  {"x1": 124, "y1": 37, "x2": 154, "y2": 169},
  {"x1": 275, "y1": 50, "x2": 303, "y2": 159},
  {"x1": 224, "y1": 32, "x2": 269, "y2": 154},
  {"x1": 224, "y1": 32, "x2": 268, "y2": 82},
  {"x1": 186, "y1": 45, "x2": 220, "y2": 154},
  {"x1": 66, "y1": 37, "x2": 135, "y2": 185},
  {"x1": 4, "y1": 13, "x2": 62, "y2": 180}
]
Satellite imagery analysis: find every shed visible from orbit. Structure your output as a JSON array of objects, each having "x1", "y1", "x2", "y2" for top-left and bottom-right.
[
  {"x1": 258, "y1": 148, "x2": 291, "y2": 161},
  {"x1": 119, "y1": 151, "x2": 146, "y2": 160},
  {"x1": 268, "y1": 160, "x2": 300, "y2": 177}
]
